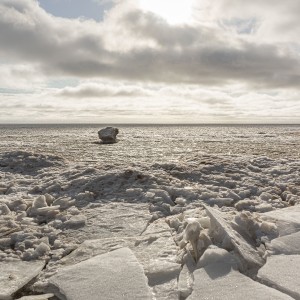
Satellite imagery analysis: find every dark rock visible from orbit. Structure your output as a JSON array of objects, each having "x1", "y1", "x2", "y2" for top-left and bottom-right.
[{"x1": 98, "y1": 127, "x2": 119, "y2": 144}]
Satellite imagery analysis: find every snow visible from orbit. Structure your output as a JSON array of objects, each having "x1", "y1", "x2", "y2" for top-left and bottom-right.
[
  {"x1": 1, "y1": 125, "x2": 300, "y2": 299},
  {"x1": 48, "y1": 247, "x2": 152, "y2": 300}
]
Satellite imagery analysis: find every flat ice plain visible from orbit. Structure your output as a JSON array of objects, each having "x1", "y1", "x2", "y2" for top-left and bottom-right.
[{"x1": 0, "y1": 125, "x2": 300, "y2": 300}]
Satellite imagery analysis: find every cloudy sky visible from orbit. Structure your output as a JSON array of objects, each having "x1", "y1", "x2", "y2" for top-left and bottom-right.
[{"x1": 1, "y1": 0, "x2": 300, "y2": 123}]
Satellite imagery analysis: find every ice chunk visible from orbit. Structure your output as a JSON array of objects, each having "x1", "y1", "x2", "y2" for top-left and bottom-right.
[
  {"x1": 0, "y1": 204, "x2": 11, "y2": 215},
  {"x1": 184, "y1": 221, "x2": 202, "y2": 262},
  {"x1": 32, "y1": 196, "x2": 48, "y2": 209},
  {"x1": 262, "y1": 205, "x2": 300, "y2": 236},
  {"x1": 63, "y1": 215, "x2": 87, "y2": 229},
  {"x1": 35, "y1": 206, "x2": 60, "y2": 216},
  {"x1": 255, "y1": 203, "x2": 274, "y2": 212},
  {"x1": 15, "y1": 294, "x2": 54, "y2": 300},
  {"x1": 197, "y1": 246, "x2": 238, "y2": 269},
  {"x1": 48, "y1": 248, "x2": 152, "y2": 300},
  {"x1": 205, "y1": 206, "x2": 264, "y2": 271},
  {"x1": 145, "y1": 259, "x2": 181, "y2": 286},
  {"x1": 187, "y1": 262, "x2": 293, "y2": 300},
  {"x1": 258, "y1": 255, "x2": 300, "y2": 299},
  {"x1": 266, "y1": 231, "x2": 300, "y2": 255},
  {"x1": 44, "y1": 194, "x2": 55, "y2": 206},
  {"x1": 53, "y1": 197, "x2": 75, "y2": 209},
  {"x1": 208, "y1": 198, "x2": 234, "y2": 207},
  {"x1": 34, "y1": 242, "x2": 50, "y2": 258},
  {"x1": 0, "y1": 260, "x2": 45, "y2": 300},
  {"x1": 235, "y1": 199, "x2": 258, "y2": 211},
  {"x1": 178, "y1": 252, "x2": 195, "y2": 299},
  {"x1": 198, "y1": 216, "x2": 210, "y2": 229}
]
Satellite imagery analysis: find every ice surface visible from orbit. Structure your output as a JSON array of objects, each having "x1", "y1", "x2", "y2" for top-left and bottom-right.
[
  {"x1": 258, "y1": 255, "x2": 300, "y2": 299},
  {"x1": 187, "y1": 262, "x2": 293, "y2": 300},
  {"x1": 0, "y1": 260, "x2": 45, "y2": 300},
  {"x1": 262, "y1": 206, "x2": 300, "y2": 236},
  {"x1": 266, "y1": 231, "x2": 300, "y2": 254},
  {"x1": 58, "y1": 219, "x2": 181, "y2": 299},
  {"x1": 48, "y1": 247, "x2": 152, "y2": 300},
  {"x1": 1, "y1": 125, "x2": 300, "y2": 298}
]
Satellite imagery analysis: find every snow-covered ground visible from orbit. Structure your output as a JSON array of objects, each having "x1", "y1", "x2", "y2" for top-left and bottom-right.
[{"x1": 0, "y1": 125, "x2": 300, "y2": 300}]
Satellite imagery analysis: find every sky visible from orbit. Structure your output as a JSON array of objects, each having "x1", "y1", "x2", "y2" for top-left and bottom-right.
[{"x1": 0, "y1": 0, "x2": 300, "y2": 124}]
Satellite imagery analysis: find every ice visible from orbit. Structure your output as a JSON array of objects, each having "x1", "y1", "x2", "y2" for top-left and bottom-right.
[
  {"x1": 258, "y1": 255, "x2": 300, "y2": 299},
  {"x1": 205, "y1": 206, "x2": 264, "y2": 271},
  {"x1": 1, "y1": 125, "x2": 300, "y2": 298},
  {"x1": 187, "y1": 262, "x2": 293, "y2": 300},
  {"x1": 197, "y1": 246, "x2": 239, "y2": 269},
  {"x1": 15, "y1": 294, "x2": 54, "y2": 300},
  {"x1": 34, "y1": 242, "x2": 50, "y2": 258},
  {"x1": 183, "y1": 221, "x2": 202, "y2": 260},
  {"x1": 262, "y1": 206, "x2": 300, "y2": 236},
  {"x1": 57, "y1": 219, "x2": 181, "y2": 299},
  {"x1": 235, "y1": 199, "x2": 259, "y2": 211},
  {"x1": 48, "y1": 248, "x2": 152, "y2": 300},
  {"x1": 0, "y1": 260, "x2": 45, "y2": 300},
  {"x1": 0, "y1": 204, "x2": 11, "y2": 215},
  {"x1": 63, "y1": 215, "x2": 87, "y2": 229},
  {"x1": 207, "y1": 197, "x2": 234, "y2": 207},
  {"x1": 178, "y1": 252, "x2": 195, "y2": 299},
  {"x1": 266, "y1": 231, "x2": 300, "y2": 255}
]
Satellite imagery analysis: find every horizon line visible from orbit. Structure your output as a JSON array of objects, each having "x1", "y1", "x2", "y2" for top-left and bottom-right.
[{"x1": 0, "y1": 123, "x2": 300, "y2": 126}]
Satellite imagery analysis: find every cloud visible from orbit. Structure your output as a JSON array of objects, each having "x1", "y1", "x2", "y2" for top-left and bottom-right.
[
  {"x1": 0, "y1": 0, "x2": 299, "y2": 89},
  {"x1": 57, "y1": 82, "x2": 152, "y2": 98}
]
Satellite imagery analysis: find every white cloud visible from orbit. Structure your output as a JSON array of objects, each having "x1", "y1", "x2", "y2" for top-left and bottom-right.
[{"x1": 0, "y1": 0, "x2": 299, "y2": 123}]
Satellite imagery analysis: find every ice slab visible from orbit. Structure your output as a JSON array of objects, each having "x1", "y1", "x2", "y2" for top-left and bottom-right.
[
  {"x1": 60, "y1": 219, "x2": 180, "y2": 300},
  {"x1": 187, "y1": 262, "x2": 293, "y2": 300},
  {"x1": 262, "y1": 206, "x2": 300, "y2": 236},
  {"x1": 205, "y1": 206, "x2": 264, "y2": 270},
  {"x1": 48, "y1": 247, "x2": 152, "y2": 300},
  {"x1": 60, "y1": 203, "x2": 151, "y2": 242},
  {"x1": 0, "y1": 260, "x2": 45, "y2": 300},
  {"x1": 16, "y1": 294, "x2": 54, "y2": 300},
  {"x1": 258, "y1": 255, "x2": 300, "y2": 299},
  {"x1": 266, "y1": 231, "x2": 300, "y2": 255}
]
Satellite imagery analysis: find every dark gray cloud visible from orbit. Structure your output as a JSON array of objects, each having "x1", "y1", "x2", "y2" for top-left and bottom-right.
[{"x1": 0, "y1": 0, "x2": 300, "y2": 90}]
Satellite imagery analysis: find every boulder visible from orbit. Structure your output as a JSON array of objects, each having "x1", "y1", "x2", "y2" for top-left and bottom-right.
[{"x1": 98, "y1": 127, "x2": 119, "y2": 144}]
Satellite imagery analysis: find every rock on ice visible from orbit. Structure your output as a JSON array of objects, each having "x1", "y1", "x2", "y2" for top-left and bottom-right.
[{"x1": 98, "y1": 127, "x2": 119, "y2": 144}]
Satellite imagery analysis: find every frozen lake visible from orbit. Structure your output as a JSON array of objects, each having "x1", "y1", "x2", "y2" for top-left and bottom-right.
[
  {"x1": 0, "y1": 124, "x2": 300, "y2": 299},
  {"x1": 0, "y1": 125, "x2": 300, "y2": 164}
]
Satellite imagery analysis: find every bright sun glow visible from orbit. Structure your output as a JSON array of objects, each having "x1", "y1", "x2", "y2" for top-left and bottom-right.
[{"x1": 139, "y1": 0, "x2": 194, "y2": 24}]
